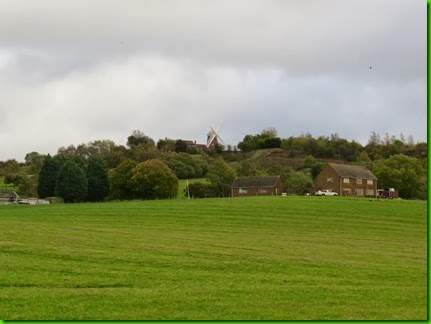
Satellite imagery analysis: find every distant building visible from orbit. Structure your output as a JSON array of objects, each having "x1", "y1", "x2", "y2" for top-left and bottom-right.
[
  {"x1": 315, "y1": 163, "x2": 378, "y2": 197},
  {"x1": 182, "y1": 140, "x2": 207, "y2": 150},
  {"x1": 231, "y1": 176, "x2": 284, "y2": 197},
  {"x1": 0, "y1": 191, "x2": 20, "y2": 204}
]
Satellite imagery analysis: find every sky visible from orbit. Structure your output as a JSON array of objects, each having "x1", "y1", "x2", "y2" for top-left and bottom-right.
[{"x1": 0, "y1": 0, "x2": 427, "y2": 161}]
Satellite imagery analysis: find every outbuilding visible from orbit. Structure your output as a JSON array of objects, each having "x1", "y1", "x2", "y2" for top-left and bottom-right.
[{"x1": 231, "y1": 176, "x2": 283, "y2": 197}]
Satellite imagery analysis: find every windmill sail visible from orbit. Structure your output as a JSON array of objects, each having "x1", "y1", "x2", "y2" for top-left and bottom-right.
[{"x1": 206, "y1": 126, "x2": 224, "y2": 148}]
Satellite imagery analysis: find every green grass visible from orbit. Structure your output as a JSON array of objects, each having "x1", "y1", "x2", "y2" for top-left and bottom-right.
[{"x1": 0, "y1": 197, "x2": 427, "y2": 320}]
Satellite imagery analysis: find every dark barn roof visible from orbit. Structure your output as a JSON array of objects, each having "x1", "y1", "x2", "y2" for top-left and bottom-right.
[
  {"x1": 231, "y1": 176, "x2": 281, "y2": 189},
  {"x1": 0, "y1": 191, "x2": 19, "y2": 198},
  {"x1": 329, "y1": 163, "x2": 378, "y2": 180}
]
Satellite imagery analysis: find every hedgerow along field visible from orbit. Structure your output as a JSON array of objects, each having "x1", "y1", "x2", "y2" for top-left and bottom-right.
[{"x1": 0, "y1": 197, "x2": 426, "y2": 320}]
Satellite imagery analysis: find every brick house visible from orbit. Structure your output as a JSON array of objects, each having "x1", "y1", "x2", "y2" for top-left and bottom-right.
[
  {"x1": 231, "y1": 176, "x2": 284, "y2": 197},
  {"x1": 315, "y1": 163, "x2": 378, "y2": 197}
]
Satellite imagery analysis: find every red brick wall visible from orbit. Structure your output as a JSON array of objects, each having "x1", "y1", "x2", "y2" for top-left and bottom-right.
[{"x1": 315, "y1": 165, "x2": 340, "y2": 194}]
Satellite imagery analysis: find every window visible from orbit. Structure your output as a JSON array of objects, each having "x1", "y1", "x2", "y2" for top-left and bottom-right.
[
  {"x1": 356, "y1": 178, "x2": 362, "y2": 185},
  {"x1": 327, "y1": 177, "x2": 333, "y2": 183},
  {"x1": 239, "y1": 188, "x2": 247, "y2": 194},
  {"x1": 343, "y1": 178, "x2": 350, "y2": 184},
  {"x1": 366, "y1": 189, "x2": 375, "y2": 196},
  {"x1": 355, "y1": 189, "x2": 364, "y2": 196},
  {"x1": 258, "y1": 188, "x2": 267, "y2": 193},
  {"x1": 367, "y1": 180, "x2": 374, "y2": 185}
]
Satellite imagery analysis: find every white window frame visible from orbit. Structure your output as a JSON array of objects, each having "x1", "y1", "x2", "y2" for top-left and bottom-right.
[
  {"x1": 356, "y1": 178, "x2": 363, "y2": 185},
  {"x1": 239, "y1": 188, "x2": 247, "y2": 194},
  {"x1": 367, "y1": 179, "x2": 374, "y2": 185},
  {"x1": 343, "y1": 178, "x2": 350, "y2": 184}
]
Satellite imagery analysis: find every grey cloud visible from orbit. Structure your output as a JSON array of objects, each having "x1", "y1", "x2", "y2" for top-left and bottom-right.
[
  {"x1": 0, "y1": 0, "x2": 426, "y2": 160},
  {"x1": 0, "y1": 0, "x2": 425, "y2": 79}
]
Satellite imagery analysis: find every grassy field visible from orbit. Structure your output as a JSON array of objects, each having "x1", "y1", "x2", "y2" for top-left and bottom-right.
[{"x1": 0, "y1": 197, "x2": 427, "y2": 320}]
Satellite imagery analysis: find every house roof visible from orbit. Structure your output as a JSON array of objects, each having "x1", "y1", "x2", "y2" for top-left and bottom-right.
[
  {"x1": 231, "y1": 176, "x2": 281, "y2": 188},
  {"x1": 0, "y1": 191, "x2": 20, "y2": 198},
  {"x1": 328, "y1": 163, "x2": 378, "y2": 180}
]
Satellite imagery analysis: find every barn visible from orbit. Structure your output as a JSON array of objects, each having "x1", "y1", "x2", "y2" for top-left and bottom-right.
[
  {"x1": 231, "y1": 176, "x2": 284, "y2": 197},
  {"x1": 315, "y1": 163, "x2": 378, "y2": 197}
]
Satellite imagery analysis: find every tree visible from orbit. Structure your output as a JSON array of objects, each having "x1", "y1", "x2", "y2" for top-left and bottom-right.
[
  {"x1": 261, "y1": 127, "x2": 278, "y2": 138},
  {"x1": 236, "y1": 160, "x2": 259, "y2": 177},
  {"x1": 207, "y1": 157, "x2": 236, "y2": 197},
  {"x1": 258, "y1": 137, "x2": 282, "y2": 149},
  {"x1": 24, "y1": 151, "x2": 45, "y2": 175},
  {"x1": 162, "y1": 152, "x2": 208, "y2": 179},
  {"x1": 373, "y1": 154, "x2": 427, "y2": 199},
  {"x1": 17, "y1": 174, "x2": 38, "y2": 197},
  {"x1": 37, "y1": 155, "x2": 64, "y2": 198},
  {"x1": 284, "y1": 170, "x2": 313, "y2": 188},
  {"x1": 108, "y1": 159, "x2": 137, "y2": 200},
  {"x1": 127, "y1": 130, "x2": 155, "y2": 148},
  {"x1": 157, "y1": 138, "x2": 176, "y2": 152},
  {"x1": 175, "y1": 140, "x2": 188, "y2": 153},
  {"x1": 238, "y1": 134, "x2": 260, "y2": 152},
  {"x1": 130, "y1": 159, "x2": 178, "y2": 200},
  {"x1": 55, "y1": 160, "x2": 88, "y2": 203},
  {"x1": 86, "y1": 156, "x2": 109, "y2": 202}
]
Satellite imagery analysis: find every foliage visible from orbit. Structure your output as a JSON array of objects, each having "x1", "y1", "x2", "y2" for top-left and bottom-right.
[
  {"x1": 0, "y1": 198, "x2": 426, "y2": 320},
  {"x1": 4, "y1": 129, "x2": 428, "y2": 201},
  {"x1": 130, "y1": 159, "x2": 178, "y2": 200},
  {"x1": 174, "y1": 140, "x2": 188, "y2": 153},
  {"x1": 127, "y1": 130, "x2": 158, "y2": 162},
  {"x1": 237, "y1": 134, "x2": 261, "y2": 152},
  {"x1": 236, "y1": 160, "x2": 259, "y2": 177},
  {"x1": 55, "y1": 160, "x2": 88, "y2": 203},
  {"x1": 185, "y1": 182, "x2": 217, "y2": 198},
  {"x1": 283, "y1": 170, "x2": 313, "y2": 188},
  {"x1": 4, "y1": 173, "x2": 24, "y2": 186},
  {"x1": 37, "y1": 155, "x2": 65, "y2": 198},
  {"x1": 127, "y1": 130, "x2": 156, "y2": 148},
  {"x1": 0, "y1": 159, "x2": 21, "y2": 176},
  {"x1": 24, "y1": 151, "x2": 45, "y2": 175},
  {"x1": 372, "y1": 154, "x2": 427, "y2": 199},
  {"x1": 108, "y1": 159, "x2": 137, "y2": 200},
  {"x1": 162, "y1": 153, "x2": 208, "y2": 179},
  {"x1": 86, "y1": 156, "x2": 110, "y2": 202},
  {"x1": 207, "y1": 157, "x2": 236, "y2": 197},
  {"x1": 157, "y1": 138, "x2": 176, "y2": 152},
  {"x1": 258, "y1": 137, "x2": 282, "y2": 149},
  {"x1": 310, "y1": 162, "x2": 326, "y2": 180},
  {"x1": 16, "y1": 174, "x2": 38, "y2": 197}
]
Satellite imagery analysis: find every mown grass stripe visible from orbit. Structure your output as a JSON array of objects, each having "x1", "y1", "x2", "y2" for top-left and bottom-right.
[{"x1": 0, "y1": 196, "x2": 426, "y2": 320}]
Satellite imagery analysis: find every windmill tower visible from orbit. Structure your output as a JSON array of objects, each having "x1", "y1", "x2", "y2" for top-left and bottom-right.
[{"x1": 206, "y1": 126, "x2": 225, "y2": 149}]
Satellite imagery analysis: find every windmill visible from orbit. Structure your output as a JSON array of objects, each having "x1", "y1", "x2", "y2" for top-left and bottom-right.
[{"x1": 206, "y1": 126, "x2": 225, "y2": 149}]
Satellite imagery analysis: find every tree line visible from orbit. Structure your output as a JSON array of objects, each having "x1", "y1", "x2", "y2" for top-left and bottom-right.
[{"x1": 0, "y1": 129, "x2": 427, "y2": 201}]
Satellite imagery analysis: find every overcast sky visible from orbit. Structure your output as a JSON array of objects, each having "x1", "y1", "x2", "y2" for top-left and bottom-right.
[{"x1": 0, "y1": 0, "x2": 426, "y2": 161}]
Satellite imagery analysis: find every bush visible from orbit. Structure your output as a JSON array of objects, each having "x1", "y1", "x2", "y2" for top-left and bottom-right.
[{"x1": 130, "y1": 159, "x2": 178, "y2": 200}]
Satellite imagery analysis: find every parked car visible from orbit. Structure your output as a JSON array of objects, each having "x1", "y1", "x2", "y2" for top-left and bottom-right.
[{"x1": 315, "y1": 189, "x2": 338, "y2": 196}]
